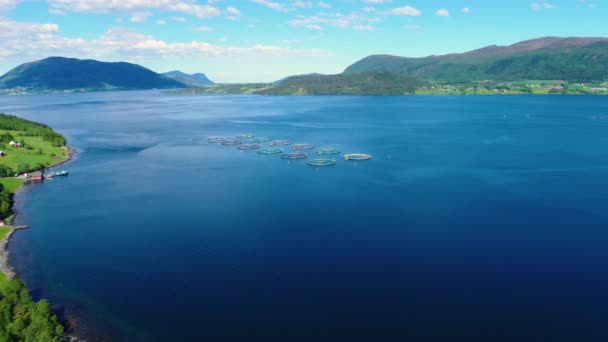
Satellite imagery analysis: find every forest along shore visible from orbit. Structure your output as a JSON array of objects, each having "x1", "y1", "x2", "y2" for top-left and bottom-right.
[{"x1": 0, "y1": 113, "x2": 73, "y2": 341}]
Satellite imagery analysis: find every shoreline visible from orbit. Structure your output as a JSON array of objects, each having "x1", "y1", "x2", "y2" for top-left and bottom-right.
[{"x1": 0, "y1": 146, "x2": 77, "y2": 279}]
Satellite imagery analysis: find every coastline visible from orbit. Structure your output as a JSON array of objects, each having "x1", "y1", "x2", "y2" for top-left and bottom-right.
[{"x1": 0, "y1": 146, "x2": 77, "y2": 279}]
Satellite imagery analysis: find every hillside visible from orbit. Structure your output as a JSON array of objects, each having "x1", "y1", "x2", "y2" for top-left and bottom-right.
[
  {"x1": 259, "y1": 71, "x2": 422, "y2": 95},
  {"x1": 0, "y1": 57, "x2": 186, "y2": 92},
  {"x1": 345, "y1": 37, "x2": 608, "y2": 82},
  {"x1": 162, "y1": 70, "x2": 214, "y2": 87}
]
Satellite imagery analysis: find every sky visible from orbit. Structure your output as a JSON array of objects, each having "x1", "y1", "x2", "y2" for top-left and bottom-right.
[{"x1": 0, "y1": 0, "x2": 607, "y2": 82}]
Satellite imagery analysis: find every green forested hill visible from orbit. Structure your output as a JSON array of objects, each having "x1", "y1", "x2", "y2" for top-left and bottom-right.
[
  {"x1": 0, "y1": 57, "x2": 186, "y2": 92},
  {"x1": 345, "y1": 38, "x2": 608, "y2": 82}
]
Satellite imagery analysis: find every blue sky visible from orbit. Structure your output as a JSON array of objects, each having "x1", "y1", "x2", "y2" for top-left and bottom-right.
[{"x1": 0, "y1": 0, "x2": 606, "y2": 82}]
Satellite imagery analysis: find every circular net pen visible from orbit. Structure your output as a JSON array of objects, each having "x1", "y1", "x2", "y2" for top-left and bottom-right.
[
  {"x1": 237, "y1": 144, "x2": 261, "y2": 150},
  {"x1": 270, "y1": 140, "x2": 293, "y2": 146},
  {"x1": 258, "y1": 148, "x2": 283, "y2": 155},
  {"x1": 316, "y1": 148, "x2": 341, "y2": 156},
  {"x1": 207, "y1": 137, "x2": 226, "y2": 143},
  {"x1": 221, "y1": 140, "x2": 243, "y2": 146},
  {"x1": 235, "y1": 134, "x2": 254, "y2": 139},
  {"x1": 281, "y1": 153, "x2": 308, "y2": 160},
  {"x1": 343, "y1": 153, "x2": 372, "y2": 161},
  {"x1": 306, "y1": 159, "x2": 337, "y2": 167},
  {"x1": 251, "y1": 137, "x2": 272, "y2": 143},
  {"x1": 292, "y1": 144, "x2": 316, "y2": 151}
]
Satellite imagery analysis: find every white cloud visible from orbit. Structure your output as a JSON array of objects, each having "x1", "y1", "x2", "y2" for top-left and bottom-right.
[
  {"x1": 49, "y1": 8, "x2": 67, "y2": 15},
  {"x1": 0, "y1": 0, "x2": 20, "y2": 13},
  {"x1": 0, "y1": 19, "x2": 332, "y2": 63},
  {"x1": 461, "y1": 7, "x2": 471, "y2": 13},
  {"x1": 224, "y1": 6, "x2": 240, "y2": 20},
  {"x1": 171, "y1": 16, "x2": 187, "y2": 22},
  {"x1": 291, "y1": 12, "x2": 379, "y2": 31},
  {"x1": 47, "y1": 0, "x2": 221, "y2": 18},
  {"x1": 436, "y1": 8, "x2": 449, "y2": 17},
  {"x1": 252, "y1": 0, "x2": 288, "y2": 12},
  {"x1": 251, "y1": 0, "x2": 322, "y2": 12},
  {"x1": 362, "y1": 0, "x2": 391, "y2": 3},
  {"x1": 385, "y1": 6, "x2": 421, "y2": 16},
  {"x1": 352, "y1": 24, "x2": 373, "y2": 31},
  {"x1": 130, "y1": 12, "x2": 152, "y2": 23},
  {"x1": 530, "y1": 1, "x2": 554, "y2": 11},
  {"x1": 156, "y1": 19, "x2": 167, "y2": 25},
  {"x1": 292, "y1": 0, "x2": 313, "y2": 8},
  {"x1": 225, "y1": 7, "x2": 240, "y2": 16}
]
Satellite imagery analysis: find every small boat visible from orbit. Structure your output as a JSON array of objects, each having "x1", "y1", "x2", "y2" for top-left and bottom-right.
[{"x1": 45, "y1": 170, "x2": 69, "y2": 179}]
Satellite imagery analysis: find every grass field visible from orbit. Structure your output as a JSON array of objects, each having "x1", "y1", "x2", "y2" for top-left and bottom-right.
[
  {"x1": 0, "y1": 226, "x2": 10, "y2": 240},
  {"x1": 0, "y1": 178, "x2": 23, "y2": 194},
  {"x1": 0, "y1": 129, "x2": 69, "y2": 173}
]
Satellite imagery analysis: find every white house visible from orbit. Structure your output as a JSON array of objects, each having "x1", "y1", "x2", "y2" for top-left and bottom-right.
[{"x1": 8, "y1": 141, "x2": 16, "y2": 146}]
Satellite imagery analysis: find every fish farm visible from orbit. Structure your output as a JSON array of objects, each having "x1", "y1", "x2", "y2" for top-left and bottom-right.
[
  {"x1": 221, "y1": 140, "x2": 243, "y2": 146},
  {"x1": 281, "y1": 153, "x2": 308, "y2": 160},
  {"x1": 306, "y1": 159, "x2": 337, "y2": 167},
  {"x1": 343, "y1": 153, "x2": 372, "y2": 161},
  {"x1": 316, "y1": 148, "x2": 341, "y2": 156},
  {"x1": 270, "y1": 140, "x2": 293, "y2": 146},
  {"x1": 251, "y1": 137, "x2": 272, "y2": 143},
  {"x1": 237, "y1": 144, "x2": 261, "y2": 150},
  {"x1": 207, "y1": 135, "x2": 371, "y2": 170},
  {"x1": 258, "y1": 148, "x2": 283, "y2": 155},
  {"x1": 292, "y1": 144, "x2": 316, "y2": 151}
]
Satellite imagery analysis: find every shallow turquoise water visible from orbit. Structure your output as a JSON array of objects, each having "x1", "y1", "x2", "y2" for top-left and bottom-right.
[{"x1": 2, "y1": 92, "x2": 608, "y2": 341}]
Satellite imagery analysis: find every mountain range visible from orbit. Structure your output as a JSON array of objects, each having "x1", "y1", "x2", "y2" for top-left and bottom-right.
[{"x1": 1, "y1": 37, "x2": 608, "y2": 95}]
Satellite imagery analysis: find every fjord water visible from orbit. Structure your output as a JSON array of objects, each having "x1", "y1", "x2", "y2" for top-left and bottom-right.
[{"x1": 2, "y1": 92, "x2": 608, "y2": 341}]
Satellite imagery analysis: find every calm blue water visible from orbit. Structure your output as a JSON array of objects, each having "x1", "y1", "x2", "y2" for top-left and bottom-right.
[{"x1": 2, "y1": 92, "x2": 608, "y2": 341}]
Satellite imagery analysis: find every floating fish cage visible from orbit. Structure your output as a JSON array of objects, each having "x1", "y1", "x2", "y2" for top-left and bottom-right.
[
  {"x1": 306, "y1": 159, "x2": 337, "y2": 167},
  {"x1": 221, "y1": 140, "x2": 243, "y2": 146},
  {"x1": 237, "y1": 144, "x2": 261, "y2": 150},
  {"x1": 270, "y1": 140, "x2": 293, "y2": 146},
  {"x1": 281, "y1": 153, "x2": 308, "y2": 160},
  {"x1": 251, "y1": 137, "x2": 272, "y2": 143},
  {"x1": 235, "y1": 134, "x2": 254, "y2": 139},
  {"x1": 207, "y1": 136, "x2": 226, "y2": 143},
  {"x1": 316, "y1": 148, "x2": 341, "y2": 156},
  {"x1": 258, "y1": 148, "x2": 283, "y2": 155},
  {"x1": 292, "y1": 144, "x2": 316, "y2": 151},
  {"x1": 343, "y1": 153, "x2": 372, "y2": 161}
]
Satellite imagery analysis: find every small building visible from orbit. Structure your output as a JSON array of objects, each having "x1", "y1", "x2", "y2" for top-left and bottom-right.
[
  {"x1": 0, "y1": 220, "x2": 4, "y2": 226},
  {"x1": 8, "y1": 141, "x2": 21, "y2": 148},
  {"x1": 0, "y1": 151, "x2": 5, "y2": 157},
  {"x1": 30, "y1": 171, "x2": 43, "y2": 181}
]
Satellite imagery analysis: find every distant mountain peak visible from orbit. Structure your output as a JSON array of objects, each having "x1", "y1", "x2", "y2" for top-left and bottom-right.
[{"x1": 162, "y1": 70, "x2": 214, "y2": 87}]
